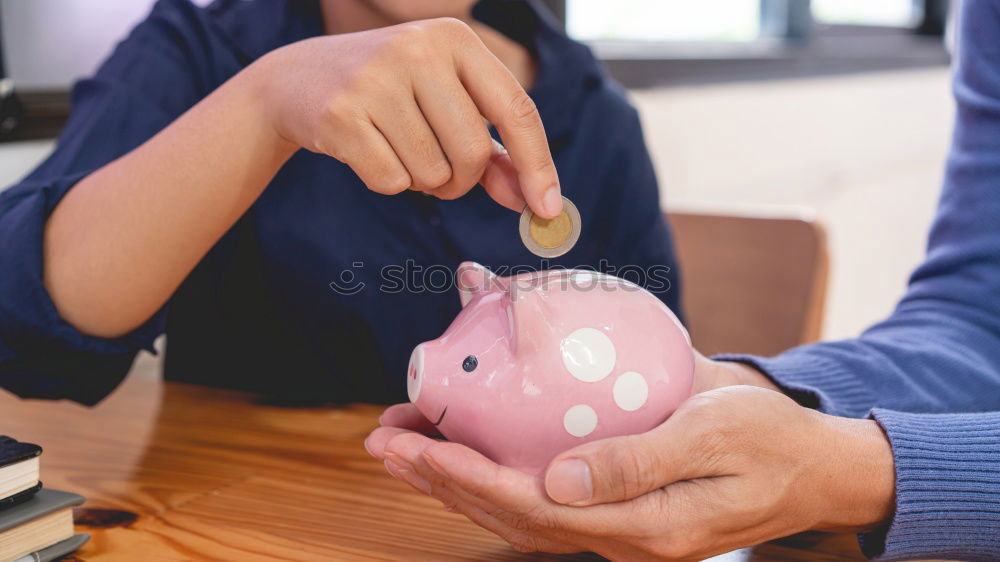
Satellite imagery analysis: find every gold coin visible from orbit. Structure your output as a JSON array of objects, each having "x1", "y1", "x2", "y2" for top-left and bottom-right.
[
  {"x1": 529, "y1": 211, "x2": 572, "y2": 248},
  {"x1": 519, "y1": 196, "x2": 581, "y2": 258}
]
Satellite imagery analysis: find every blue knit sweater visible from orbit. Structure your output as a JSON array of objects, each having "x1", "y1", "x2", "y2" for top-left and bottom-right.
[{"x1": 722, "y1": 2, "x2": 1000, "y2": 559}]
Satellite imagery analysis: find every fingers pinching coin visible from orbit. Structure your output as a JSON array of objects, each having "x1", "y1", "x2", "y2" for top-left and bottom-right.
[{"x1": 519, "y1": 196, "x2": 581, "y2": 258}]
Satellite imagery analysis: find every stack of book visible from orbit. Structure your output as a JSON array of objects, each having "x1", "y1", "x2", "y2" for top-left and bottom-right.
[{"x1": 0, "y1": 436, "x2": 88, "y2": 562}]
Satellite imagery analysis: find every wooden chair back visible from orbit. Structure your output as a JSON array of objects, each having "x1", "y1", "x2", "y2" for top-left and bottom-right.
[{"x1": 667, "y1": 209, "x2": 829, "y2": 356}]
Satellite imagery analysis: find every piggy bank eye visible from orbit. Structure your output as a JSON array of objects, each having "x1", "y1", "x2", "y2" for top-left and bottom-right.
[{"x1": 462, "y1": 355, "x2": 478, "y2": 373}]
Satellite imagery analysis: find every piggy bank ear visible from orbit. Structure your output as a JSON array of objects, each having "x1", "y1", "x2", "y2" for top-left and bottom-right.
[
  {"x1": 505, "y1": 283, "x2": 552, "y2": 355},
  {"x1": 457, "y1": 261, "x2": 498, "y2": 308}
]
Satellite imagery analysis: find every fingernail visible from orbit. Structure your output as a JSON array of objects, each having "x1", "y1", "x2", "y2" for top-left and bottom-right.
[
  {"x1": 543, "y1": 185, "x2": 562, "y2": 217},
  {"x1": 384, "y1": 451, "x2": 409, "y2": 467},
  {"x1": 422, "y1": 450, "x2": 448, "y2": 477},
  {"x1": 545, "y1": 459, "x2": 592, "y2": 505},
  {"x1": 363, "y1": 437, "x2": 375, "y2": 457},
  {"x1": 386, "y1": 446, "x2": 421, "y2": 466},
  {"x1": 385, "y1": 459, "x2": 431, "y2": 494}
]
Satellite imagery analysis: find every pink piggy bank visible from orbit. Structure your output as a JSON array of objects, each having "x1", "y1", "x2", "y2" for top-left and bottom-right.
[{"x1": 407, "y1": 262, "x2": 694, "y2": 474}]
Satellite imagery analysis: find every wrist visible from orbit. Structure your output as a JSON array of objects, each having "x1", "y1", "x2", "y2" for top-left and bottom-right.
[
  {"x1": 717, "y1": 360, "x2": 781, "y2": 392},
  {"x1": 242, "y1": 49, "x2": 300, "y2": 160},
  {"x1": 810, "y1": 412, "x2": 896, "y2": 531}
]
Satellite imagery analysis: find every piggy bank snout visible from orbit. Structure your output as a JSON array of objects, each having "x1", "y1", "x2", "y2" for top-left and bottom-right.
[
  {"x1": 406, "y1": 344, "x2": 425, "y2": 403},
  {"x1": 407, "y1": 343, "x2": 450, "y2": 427}
]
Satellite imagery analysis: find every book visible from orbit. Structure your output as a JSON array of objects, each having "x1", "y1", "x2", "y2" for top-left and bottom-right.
[
  {"x1": 12, "y1": 533, "x2": 90, "y2": 562},
  {"x1": 0, "y1": 483, "x2": 42, "y2": 511},
  {"x1": 0, "y1": 437, "x2": 41, "y2": 507},
  {"x1": 0, "y1": 489, "x2": 84, "y2": 561}
]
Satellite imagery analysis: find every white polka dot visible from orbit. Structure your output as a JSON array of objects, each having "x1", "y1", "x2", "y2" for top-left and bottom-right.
[
  {"x1": 407, "y1": 345, "x2": 424, "y2": 403},
  {"x1": 563, "y1": 404, "x2": 598, "y2": 437},
  {"x1": 613, "y1": 372, "x2": 649, "y2": 411},
  {"x1": 561, "y1": 328, "x2": 616, "y2": 383}
]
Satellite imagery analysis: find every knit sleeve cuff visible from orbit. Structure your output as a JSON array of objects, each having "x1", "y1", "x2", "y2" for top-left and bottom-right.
[
  {"x1": 861, "y1": 409, "x2": 1000, "y2": 561},
  {"x1": 713, "y1": 352, "x2": 879, "y2": 418}
]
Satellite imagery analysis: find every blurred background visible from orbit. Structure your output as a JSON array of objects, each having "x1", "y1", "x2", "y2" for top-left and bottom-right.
[{"x1": 0, "y1": 0, "x2": 953, "y2": 343}]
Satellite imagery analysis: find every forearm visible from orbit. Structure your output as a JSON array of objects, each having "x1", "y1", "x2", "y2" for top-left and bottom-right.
[
  {"x1": 43, "y1": 59, "x2": 296, "y2": 338},
  {"x1": 715, "y1": 312, "x2": 1000, "y2": 417}
]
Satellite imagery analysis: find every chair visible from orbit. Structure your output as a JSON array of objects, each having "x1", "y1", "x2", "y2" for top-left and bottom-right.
[{"x1": 666, "y1": 208, "x2": 829, "y2": 357}]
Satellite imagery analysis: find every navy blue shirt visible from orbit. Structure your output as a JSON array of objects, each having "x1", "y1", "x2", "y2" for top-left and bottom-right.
[{"x1": 0, "y1": 0, "x2": 680, "y2": 405}]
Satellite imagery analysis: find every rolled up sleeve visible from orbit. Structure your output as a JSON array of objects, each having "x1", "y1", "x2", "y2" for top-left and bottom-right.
[
  {"x1": 0, "y1": 0, "x2": 216, "y2": 403},
  {"x1": 0, "y1": 171, "x2": 166, "y2": 404}
]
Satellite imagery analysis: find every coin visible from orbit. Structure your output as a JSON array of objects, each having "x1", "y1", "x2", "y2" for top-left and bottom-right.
[{"x1": 519, "y1": 196, "x2": 581, "y2": 258}]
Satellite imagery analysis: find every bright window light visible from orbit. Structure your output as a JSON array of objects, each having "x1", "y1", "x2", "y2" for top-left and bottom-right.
[
  {"x1": 812, "y1": 0, "x2": 919, "y2": 27},
  {"x1": 566, "y1": 0, "x2": 761, "y2": 42}
]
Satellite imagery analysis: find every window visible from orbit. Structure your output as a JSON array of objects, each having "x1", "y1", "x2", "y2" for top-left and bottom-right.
[
  {"x1": 548, "y1": 0, "x2": 950, "y2": 88},
  {"x1": 566, "y1": 0, "x2": 761, "y2": 42},
  {"x1": 812, "y1": 0, "x2": 920, "y2": 27}
]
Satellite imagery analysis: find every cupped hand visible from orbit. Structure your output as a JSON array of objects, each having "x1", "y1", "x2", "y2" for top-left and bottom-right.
[
  {"x1": 253, "y1": 17, "x2": 561, "y2": 217},
  {"x1": 367, "y1": 385, "x2": 895, "y2": 560}
]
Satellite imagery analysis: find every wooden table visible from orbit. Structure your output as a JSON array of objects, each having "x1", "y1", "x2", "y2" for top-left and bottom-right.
[{"x1": 0, "y1": 356, "x2": 867, "y2": 561}]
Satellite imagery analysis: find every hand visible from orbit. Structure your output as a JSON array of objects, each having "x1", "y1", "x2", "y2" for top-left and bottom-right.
[
  {"x1": 690, "y1": 350, "x2": 781, "y2": 394},
  {"x1": 253, "y1": 17, "x2": 562, "y2": 217},
  {"x1": 366, "y1": 386, "x2": 896, "y2": 559}
]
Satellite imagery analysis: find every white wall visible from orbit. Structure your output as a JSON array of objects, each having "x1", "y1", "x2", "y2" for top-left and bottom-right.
[
  {"x1": 630, "y1": 67, "x2": 952, "y2": 340},
  {"x1": 1, "y1": 0, "x2": 210, "y2": 90},
  {"x1": 0, "y1": 139, "x2": 51, "y2": 187}
]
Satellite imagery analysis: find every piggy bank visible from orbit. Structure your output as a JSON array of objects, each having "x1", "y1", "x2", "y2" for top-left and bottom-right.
[{"x1": 407, "y1": 262, "x2": 694, "y2": 474}]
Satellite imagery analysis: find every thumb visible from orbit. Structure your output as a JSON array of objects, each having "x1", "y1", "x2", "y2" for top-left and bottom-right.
[
  {"x1": 478, "y1": 140, "x2": 528, "y2": 214},
  {"x1": 544, "y1": 423, "x2": 702, "y2": 507}
]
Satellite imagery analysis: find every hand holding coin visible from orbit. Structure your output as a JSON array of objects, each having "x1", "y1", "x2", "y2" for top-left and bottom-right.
[{"x1": 519, "y1": 196, "x2": 581, "y2": 258}]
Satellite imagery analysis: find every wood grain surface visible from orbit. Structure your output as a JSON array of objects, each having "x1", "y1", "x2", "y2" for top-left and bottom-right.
[{"x1": 0, "y1": 360, "x2": 867, "y2": 561}]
